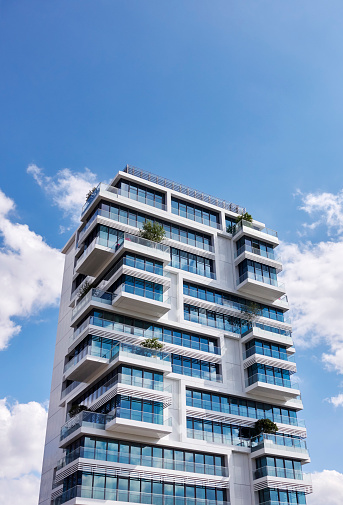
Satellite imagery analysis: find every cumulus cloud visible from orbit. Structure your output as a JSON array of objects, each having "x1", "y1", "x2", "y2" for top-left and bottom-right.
[
  {"x1": 27, "y1": 164, "x2": 98, "y2": 226},
  {"x1": 328, "y1": 393, "x2": 343, "y2": 408},
  {"x1": 307, "y1": 470, "x2": 343, "y2": 505},
  {"x1": 298, "y1": 189, "x2": 343, "y2": 236},
  {"x1": 0, "y1": 398, "x2": 48, "y2": 505},
  {"x1": 280, "y1": 188, "x2": 343, "y2": 381},
  {"x1": 0, "y1": 189, "x2": 64, "y2": 349}
]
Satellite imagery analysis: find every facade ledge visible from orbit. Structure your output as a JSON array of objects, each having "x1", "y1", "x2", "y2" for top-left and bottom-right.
[
  {"x1": 234, "y1": 250, "x2": 282, "y2": 272},
  {"x1": 242, "y1": 354, "x2": 297, "y2": 374},
  {"x1": 253, "y1": 475, "x2": 312, "y2": 495}
]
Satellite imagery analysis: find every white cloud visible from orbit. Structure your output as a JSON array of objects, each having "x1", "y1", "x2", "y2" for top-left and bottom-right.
[
  {"x1": 298, "y1": 189, "x2": 343, "y2": 236},
  {"x1": 328, "y1": 393, "x2": 343, "y2": 407},
  {"x1": 0, "y1": 189, "x2": 64, "y2": 349},
  {"x1": 27, "y1": 164, "x2": 98, "y2": 226},
  {"x1": 307, "y1": 470, "x2": 343, "y2": 505},
  {"x1": 0, "y1": 398, "x2": 48, "y2": 505},
  {"x1": 280, "y1": 188, "x2": 343, "y2": 380}
]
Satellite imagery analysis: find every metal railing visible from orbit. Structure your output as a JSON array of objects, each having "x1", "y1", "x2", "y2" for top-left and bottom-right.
[
  {"x1": 246, "y1": 373, "x2": 300, "y2": 390},
  {"x1": 52, "y1": 485, "x2": 229, "y2": 505},
  {"x1": 237, "y1": 271, "x2": 285, "y2": 290},
  {"x1": 235, "y1": 244, "x2": 281, "y2": 262},
  {"x1": 57, "y1": 446, "x2": 227, "y2": 476},
  {"x1": 232, "y1": 219, "x2": 278, "y2": 238},
  {"x1": 125, "y1": 164, "x2": 245, "y2": 215},
  {"x1": 251, "y1": 433, "x2": 308, "y2": 454},
  {"x1": 243, "y1": 346, "x2": 295, "y2": 362},
  {"x1": 254, "y1": 466, "x2": 312, "y2": 482}
]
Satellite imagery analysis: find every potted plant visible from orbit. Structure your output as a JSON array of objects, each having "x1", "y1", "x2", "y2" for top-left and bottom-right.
[
  {"x1": 140, "y1": 220, "x2": 166, "y2": 243},
  {"x1": 85, "y1": 186, "x2": 97, "y2": 202}
]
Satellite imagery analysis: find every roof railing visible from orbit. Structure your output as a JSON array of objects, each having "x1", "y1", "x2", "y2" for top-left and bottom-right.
[{"x1": 124, "y1": 165, "x2": 246, "y2": 215}]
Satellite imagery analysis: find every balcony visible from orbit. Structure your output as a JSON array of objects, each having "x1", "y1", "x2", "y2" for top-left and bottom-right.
[
  {"x1": 71, "y1": 288, "x2": 115, "y2": 324},
  {"x1": 187, "y1": 399, "x2": 306, "y2": 430},
  {"x1": 241, "y1": 324, "x2": 293, "y2": 347},
  {"x1": 187, "y1": 428, "x2": 250, "y2": 448},
  {"x1": 57, "y1": 446, "x2": 227, "y2": 476},
  {"x1": 243, "y1": 347, "x2": 296, "y2": 374},
  {"x1": 60, "y1": 409, "x2": 172, "y2": 443},
  {"x1": 236, "y1": 271, "x2": 286, "y2": 302},
  {"x1": 74, "y1": 237, "x2": 122, "y2": 276},
  {"x1": 63, "y1": 344, "x2": 112, "y2": 382},
  {"x1": 81, "y1": 183, "x2": 118, "y2": 218},
  {"x1": 251, "y1": 433, "x2": 309, "y2": 461},
  {"x1": 52, "y1": 485, "x2": 229, "y2": 505},
  {"x1": 172, "y1": 365, "x2": 222, "y2": 382},
  {"x1": 66, "y1": 339, "x2": 171, "y2": 382},
  {"x1": 231, "y1": 219, "x2": 279, "y2": 243},
  {"x1": 254, "y1": 465, "x2": 312, "y2": 483},
  {"x1": 245, "y1": 373, "x2": 300, "y2": 400},
  {"x1": 109, "y1": 342, "x2": 172, "y2": 373},
  {"x1": 112, "y1": 283, "x2": 171, "y2": 317},
  {"x1": 234, "y1": 244, "x2": 282, "y2": 271}
]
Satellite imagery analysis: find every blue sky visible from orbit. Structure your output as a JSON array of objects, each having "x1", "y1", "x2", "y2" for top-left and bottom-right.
[{"x1": 1, "y1": 2, "x2": 343, "y2": 503}]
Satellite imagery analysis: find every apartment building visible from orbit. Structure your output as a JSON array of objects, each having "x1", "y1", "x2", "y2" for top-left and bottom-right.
[{"x1": 39, "y1": 165, "x2": 312, "y2": 505}]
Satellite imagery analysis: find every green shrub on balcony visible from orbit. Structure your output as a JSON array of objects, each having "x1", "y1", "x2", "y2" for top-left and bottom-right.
[
  {"x1": 141, "y1": 337, "x2": 164, "y2": 350},
  {"x1": 236, "y1": 212, "x2": 253, "y2": 224},
  {"x1": 140, "y1": 220, "x2": 166, "y2": 243},
  {"x1": 253, "y1": 418, "x2": 278, "y2": 435}
]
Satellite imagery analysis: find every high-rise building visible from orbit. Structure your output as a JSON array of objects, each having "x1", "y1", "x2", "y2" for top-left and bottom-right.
[{"x1": 39, "y1": 166, "x2": 312, "y2": 505}]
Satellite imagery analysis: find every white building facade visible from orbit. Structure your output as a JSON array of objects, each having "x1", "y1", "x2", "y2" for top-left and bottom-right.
[{"x1": 39, "y1": 166, "x2": 312, "y2": 505}]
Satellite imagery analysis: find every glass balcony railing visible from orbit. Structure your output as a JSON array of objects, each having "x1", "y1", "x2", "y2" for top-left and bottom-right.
[
  {"x1": 119, "y1": 283, "x2": 170, "y2": 304},
  {"x1": 241, "y1": 323, "x2": 292, "y2": 341},
  {"x1": 187, "y1": 428, "x2": 250, "y2": 448},
  {"x1": 243, "y1": 347, "x2": 295, "y2": 362},
  {"x1": 246, "y1": 373, "x2": 300, "y2": 390},
  {"x1": 79, "y1": 372, "x2": 171, "y2": 408},
  {"x1": 66, "y1": 339, "x2": 170, "y2": 373},
  {"x1": 52, "y1": 485, "x2": 229, "y2": 505},
  {"x1": 254, "y1": 466, "x2": 311, "y2": 482},
  {"x1": 251, "y1": 433, "x2": 308, "y2": 454},
  {"x1": 235, "y1": 244, "x2": 281, "y2": 262},
  {"x1": 72, "y1": 315, "x2": 220, "y2": 355},
  {"x1": 57, "y1": 446, "x2": 227, "y2": 476},
  {"x1": 63, "y1": 344, "x2": 112, "y2": 374},
  {"x1": 237, "y1": 271, "x2": 285, "y2": 290},
  {"x1": 99, "y1": 256, "x2": 165, "y2": 287},
  {"x1": 60, "y1": 409, "x2": 171, "y2": 441},
  {"x1": 72, "y1": 289, "x2": 115, "y2": 320},
  {"x1": 231, "y1": 219, "x2": 278, "y2": 238},
  {"x1": 60, "y1": 381, "x2": 82, "y2": 399},
  {"x1": 172, "y1": 365, "x2": 222, "y2": 382},
  {"x1": 81, "y1": 183, "x2": 118, "y2": 216},
  {"x1": 186, "y1": 399, "x2": 305, "y2": 428}
]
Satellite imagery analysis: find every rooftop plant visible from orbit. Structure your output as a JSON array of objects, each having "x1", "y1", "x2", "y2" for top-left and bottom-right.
[{"x1": 236, "y1": 212, "x2": 253, "y2": 224}]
